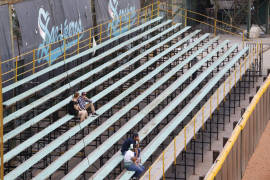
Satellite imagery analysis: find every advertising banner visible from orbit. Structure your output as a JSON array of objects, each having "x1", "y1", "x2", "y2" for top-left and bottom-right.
[
  {"x1": 0, "y1": 5, "x2": 14, "y2": 85},
  {"x1": 14, "y1": 0, "x2": 93, "y2": 65},
  {"x1": 95, "y1": 0, "x2": 141, "y2": 37}
]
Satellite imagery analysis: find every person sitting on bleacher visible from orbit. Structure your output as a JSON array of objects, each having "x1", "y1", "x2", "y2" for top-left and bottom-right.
[
  {"x1": 68, "y1": 92, "x2": 88, "y2": 122},
  {"x1": 78, "y1": 92, "x2": 98, "y2": 116},
  {"x1": 121, "y1": 133, "x2": 141, "y2": 158},
  {"x1": 124, "y1": 144, "x2": 145, "y2": 180},
  {"x1": 189, "y1": 57, "x2": 198, "y2": 80}
]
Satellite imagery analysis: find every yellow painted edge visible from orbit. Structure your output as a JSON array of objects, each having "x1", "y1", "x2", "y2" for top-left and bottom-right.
[{"x1": 205, "y1": 75, "x2": 270, "y2": 180}]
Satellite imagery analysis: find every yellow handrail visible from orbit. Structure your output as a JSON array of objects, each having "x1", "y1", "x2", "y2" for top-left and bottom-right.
[
  {"x1": 143, "y1": 46, "x2": 261, "y2": 179},
  {"x1": 0, "y1": 1, "x2": 257, "y2": 87},
  {"x1": 1, "y1": 2, "x2": 159, "y2": 86},
  {"x1": 167, "y1": 3, "x2": 245, "y2": 33},
  {"x1": 205, "y1": 75, "x2": 270, "y2": 179}
]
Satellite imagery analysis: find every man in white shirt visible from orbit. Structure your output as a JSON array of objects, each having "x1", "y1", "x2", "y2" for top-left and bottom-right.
[{"x1": 124, "y1": 144, "x2": 145, "y2": 179}]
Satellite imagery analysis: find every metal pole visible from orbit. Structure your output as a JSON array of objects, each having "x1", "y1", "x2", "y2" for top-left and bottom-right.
[
  {"x1": 99, "y1": 24, "x2": 102, "y2": 43},
  {"x1": 109, "y1": 21, "x2": 113, "y2": 39},
  {"x1": 266, "y1": 0, "x2": 269, "y2": 34},
  {"x1": 15, "y1": 56, "x2": 18, "y2": 82},
  {"x1": 214, "y1": 20, "x2": 217, "y2": 36},
  {"x1": 77, "y1": 33, "x2": 80, "y2": 54},
  {"x1": 119, "y1": 16, "x2": 122, "y2": 34},
  {"x1": 247, "y1": 0, "x2": 251, "y2": 38},
  {"x1": 235, "y1": 70, "x2": 237, "y2": 88},
  {"x1": 128, "y1": 13, "x2": 131, "y2": 30},
  {"x1": 184, "y1": 126, "x2": 187, "y2": 151},
  {"x1": 210, "y1": 96, "x2": 212, "y2": 119},
  {"x1": 33, "y1": 49, "x2": 35, "y2": 74},
  {"x1": 144, "y1": 7, "x2": 147, "y2": 22},
  {"x1": 49, "y1": 44, "x2": 52, "y2": 65},
  {"x1": 162, "y1": 151, "x2": 165, "y2": 179},
  {"x1": 183, "y1": 0, "x2": 188, "y2": 25},
  {"x1": 217, "y1": 87, "x2": 219, "y2": 110},
  {"x1": 168, "y1": 0, "x2": 172, "y2": 19},
  {"x1": 202, "y1": 105, "x2": 205, "y2": 130},
  {"x1": 89, "y1": 28, "x2": 92, "y2": 48},
  {"x1": 185, "y1": 9, "x2": 187, "y2": 27},
  {"x1": 224, "y1": 81, "x2": 226, "y2": 101},
  {"x1": 8, "y1": 4, "x2": 15, "y2": 58},
  {"x1": 174, "y1": 137, "x2": 176, "y2": 165},
  {"x1": 137, "y1": 9, "x2": 140, "y2": 25},
  {"x1": 193, "y1": 116, "x2": 196, "y2": 139},
  {"x1": 151, "y1": 3, "x2": 154, "y2": 19},
  {"x1": 63, "y1": 39, "x2": 66, "y2": 60},
  {"x1": 0, "y1": 55, "x2": 4, "y2": 180},
  {"x1": 157, "y1": 1, "x2": 160, "y2": 17}
]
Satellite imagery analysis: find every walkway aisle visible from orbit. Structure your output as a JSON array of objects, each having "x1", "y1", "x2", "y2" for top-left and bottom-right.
[{"x1": 242, "y1": 119, "x2": 270, "y2": 180}]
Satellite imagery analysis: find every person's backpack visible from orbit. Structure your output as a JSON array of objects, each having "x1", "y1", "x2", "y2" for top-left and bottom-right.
[{"x1": 68, "y1": 101, "x2": 74, "y2": 115}]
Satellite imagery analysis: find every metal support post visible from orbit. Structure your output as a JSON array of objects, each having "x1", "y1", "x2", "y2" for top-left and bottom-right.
[
  {"x1": 247, "y1": 0, "x2": 251, "y2": 38},
  {"x1": 266, "y1": 0, "x2": 269, "y2": 34},
  {"x1": 0, "y1": 55, "x2": 4, "y2": 180}
]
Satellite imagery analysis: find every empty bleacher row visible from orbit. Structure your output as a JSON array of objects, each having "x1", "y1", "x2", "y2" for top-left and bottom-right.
[{"x1": 1, "y1": 15, "x2": 252, "y2": 180}]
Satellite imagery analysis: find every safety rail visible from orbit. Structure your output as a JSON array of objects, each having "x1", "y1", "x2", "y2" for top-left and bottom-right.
[
  {"x1": 1, "y1": 1, "x2": 255, "y2": 87},
  {"x1": 159, "y1": 1, "x2": 253, "y2": 49},
  {"x1": 204, "y1": 65, "x2": 270, "y2": 179},
  {"x1": 1, "y1": 1, "x2": 160, "y2": 86},
  {"x1": 0, "y1": 1, "x2": 263, "y2": 179},
  {"x1": 162, "y1": 1, "x2": 247, "y2": 39},
  {"x1": 2, "y1": 16, "x2": 162, "y2": 96},
  {"x1": 138, "y1": 42, "x2": 263, "y2": 180}
]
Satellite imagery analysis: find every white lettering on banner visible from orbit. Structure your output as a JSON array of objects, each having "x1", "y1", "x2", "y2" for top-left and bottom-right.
[
  {"x1": 37, "y1": 8, "x2": 84, "y2": 63},
  {"x1": 108, "y1": 0, "x2": 137, "y2": 37}
]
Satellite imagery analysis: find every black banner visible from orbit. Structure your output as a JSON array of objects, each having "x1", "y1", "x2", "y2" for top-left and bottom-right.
[
  {"x1": 0, "y1": 5, "x2": 14, "y2": 85},
  {"x1": 14, "y1": 0, "x2": 93, "y2": 65}
]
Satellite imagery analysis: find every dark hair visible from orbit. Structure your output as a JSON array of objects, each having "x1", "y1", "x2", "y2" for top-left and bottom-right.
[
  {"x1": 74, "y1": 92, "x2": 80, "y2": 98},
  {"x1": 133, "y1": 132, "x2": 139, "y2": 138}
]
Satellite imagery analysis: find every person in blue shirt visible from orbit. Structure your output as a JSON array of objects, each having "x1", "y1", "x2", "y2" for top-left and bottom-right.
[{"x1": 121, "y1": 133, "x2": 140, "y2": 158}]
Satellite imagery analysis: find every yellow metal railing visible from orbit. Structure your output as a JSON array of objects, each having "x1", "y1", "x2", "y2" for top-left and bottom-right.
[
  {"x1": 0, "y1": 1, "x2": 265, "y2": 179},
  {"x1": 0, "y1": 2, "x2": 160, "y2": 86},
  {"x1": 163, "y1": 3, "x2": 246, "y2": 38},
  {"x1": 205, "y1": 75, "x2": 270, "y2": 180},
  {"x1": 0, "y1": 1, "x2": 255, "y2": 87},
  {"x1": 141, "y1": 41, "x2": 263, "y2": 180}
]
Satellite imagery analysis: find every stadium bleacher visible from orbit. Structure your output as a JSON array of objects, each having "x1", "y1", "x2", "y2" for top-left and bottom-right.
[{"x1": 2, "y1": 12, "x2": 251, "y2": 180}]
